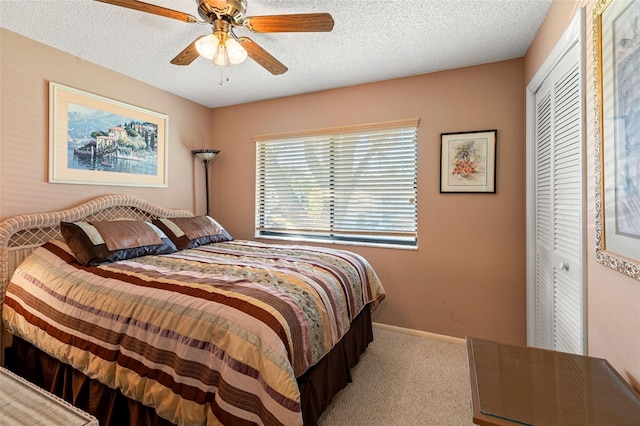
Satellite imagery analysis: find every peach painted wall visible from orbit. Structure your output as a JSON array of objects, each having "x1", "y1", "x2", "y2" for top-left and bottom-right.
[
  {"x1": 0, "y1": 29, "x2": 213, "y2": 220},
  {"x1": 209, "y1": 59, "x2": 527, "y2": 344},
  {"x1": 525, "y1": 0, "x2": 640, "y2": 388}
]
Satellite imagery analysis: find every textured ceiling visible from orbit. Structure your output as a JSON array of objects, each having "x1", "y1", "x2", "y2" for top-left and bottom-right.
[{"x1": 0, "y1": 0, "x2": 553, "y2": 108}]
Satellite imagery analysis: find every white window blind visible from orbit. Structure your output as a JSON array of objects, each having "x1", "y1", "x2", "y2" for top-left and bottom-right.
[{"x1": 255, "y1": 119, "x2": 418, "y2": 246}]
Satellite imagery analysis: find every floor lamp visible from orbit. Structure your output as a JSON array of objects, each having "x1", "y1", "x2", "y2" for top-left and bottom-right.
[{"x1": 192, "y1": 149, "x2": 220, "y2": 216}]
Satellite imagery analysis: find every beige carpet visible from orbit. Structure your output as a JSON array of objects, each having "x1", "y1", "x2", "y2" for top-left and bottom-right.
[{"x1": 318, "y1": 325, "x2": 476, "y2": 426}]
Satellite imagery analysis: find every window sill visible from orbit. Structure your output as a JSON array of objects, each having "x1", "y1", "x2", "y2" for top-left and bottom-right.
[{"x1": 254, "y1": 234, "x2": 418, "y2": 251}]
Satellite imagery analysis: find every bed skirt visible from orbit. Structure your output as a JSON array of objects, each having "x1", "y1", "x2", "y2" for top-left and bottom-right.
[{"x1": 4, "y1": 305, "x2": 372, "y2": 426}]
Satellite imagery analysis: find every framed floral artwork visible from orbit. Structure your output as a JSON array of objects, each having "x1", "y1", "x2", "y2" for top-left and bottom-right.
[{"x1": 440, "y1": 129, "x2": 497, "y2": 193}]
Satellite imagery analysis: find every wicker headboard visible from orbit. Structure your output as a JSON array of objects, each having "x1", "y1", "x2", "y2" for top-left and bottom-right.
[{"x1": 0, "y1": 194, "x2": 193, "y2": 365}]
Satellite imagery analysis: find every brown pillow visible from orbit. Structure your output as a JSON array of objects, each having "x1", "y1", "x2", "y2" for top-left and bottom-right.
[
  {"x1": 152, "y1": 216, "x2": 233, "y2": 250},
  {"x1": 61, "y1": 220, "x2": 177, "y2": 266},
  {"x1": 90, "y1": 220, "x2": 163, "y2": 250}
]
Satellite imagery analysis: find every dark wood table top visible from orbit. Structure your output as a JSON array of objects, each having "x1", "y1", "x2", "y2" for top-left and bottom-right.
[{"x1": 466, "y1": 337, "x2": 640, "y2": 426}]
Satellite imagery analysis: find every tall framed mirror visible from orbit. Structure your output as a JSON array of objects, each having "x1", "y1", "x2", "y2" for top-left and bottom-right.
[{"x1": 594, "y1": 0, "x2": 640, "y2": 280}]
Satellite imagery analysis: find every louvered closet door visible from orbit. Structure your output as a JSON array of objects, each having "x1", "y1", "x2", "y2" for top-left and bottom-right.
[{"x1": 532, "y1": 39, "x2": 584, "y2": 355}]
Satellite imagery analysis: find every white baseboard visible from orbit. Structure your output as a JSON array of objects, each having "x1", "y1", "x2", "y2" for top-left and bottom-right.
[{"x1": 372, "y1": 322, "x2": 465, "y2": 345}]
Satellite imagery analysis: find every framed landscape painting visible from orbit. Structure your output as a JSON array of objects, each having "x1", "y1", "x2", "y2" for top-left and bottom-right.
[
  {"x1": 49, "y1": 82, "x2": 168, "y2": 187},
  {"x1": 440, "y1": 130, "x2": 497, "y2": 193}
]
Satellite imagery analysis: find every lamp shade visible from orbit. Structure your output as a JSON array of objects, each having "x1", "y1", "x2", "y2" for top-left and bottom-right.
[
  {"x1": 191, "y1": 149, "x2": 220, "y2": 161},
  {"x1": 195, "y1": 34, "x2": 219, "y2": 60},
  {"x1": 226, "y1": 38, "x2": 248, "y2": 64},
  {"x1": 213, "y1": 42, "x2": 230, "y2": 67}
]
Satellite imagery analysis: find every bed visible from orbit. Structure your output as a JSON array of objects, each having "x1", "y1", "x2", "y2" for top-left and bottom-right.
[{"x1": 0, "y1": 194, "x2": 385, "y2": 426}]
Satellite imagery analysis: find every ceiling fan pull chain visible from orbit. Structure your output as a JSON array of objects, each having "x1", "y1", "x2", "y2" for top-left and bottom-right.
[{"x1": 218, "y1": 67, "x2": 230, "y2": 86}]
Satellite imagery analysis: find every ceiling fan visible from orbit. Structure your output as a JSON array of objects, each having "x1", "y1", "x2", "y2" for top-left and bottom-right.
[{"x1": 95, "y1": 0, "x2": 334, "y2": 75}]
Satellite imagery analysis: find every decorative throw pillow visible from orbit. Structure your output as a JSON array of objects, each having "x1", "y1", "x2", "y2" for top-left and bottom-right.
[
  {"x1": 152, "y1": 216, "x2": 233, "y2": 250},
  {"x1": 60, "y1": 220, "x2": 177, "y2": 266}
]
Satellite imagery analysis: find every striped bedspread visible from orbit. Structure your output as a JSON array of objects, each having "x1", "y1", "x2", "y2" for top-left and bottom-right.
[{"x1": 2, "y1": 239, "x2": 385, "y2": 426}]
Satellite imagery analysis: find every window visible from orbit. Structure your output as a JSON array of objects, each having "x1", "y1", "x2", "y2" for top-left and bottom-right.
[{"x1": 255, "y1": 119, "x2": 418, "y2": 247}]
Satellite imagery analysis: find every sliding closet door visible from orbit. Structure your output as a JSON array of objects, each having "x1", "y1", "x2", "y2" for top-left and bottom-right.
[{"x1": 527, "y1": 11, "x2": 585, "y2": 355}]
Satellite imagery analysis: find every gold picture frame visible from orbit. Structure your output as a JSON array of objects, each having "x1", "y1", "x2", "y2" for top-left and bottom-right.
[
  {"x1": 49, "y1": 82, "x2": 168, "y2": 187},
  {"x1": 594, "y1": 0, "x2": 640, "y2": 279}
]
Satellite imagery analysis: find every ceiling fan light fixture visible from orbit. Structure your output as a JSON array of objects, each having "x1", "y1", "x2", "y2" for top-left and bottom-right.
[
  {"x1": 226, "y1": 38, "x2": 248, "y2": 64},
  {"x1": 213, "y1": 42, "x2": 230, "y2": 67},
  {"x1": 195, "y1": 34, "x2": 219, "y2": 60},
  {"x1": 98, "y1": 0, "x2": 334, "y2": 77}
]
